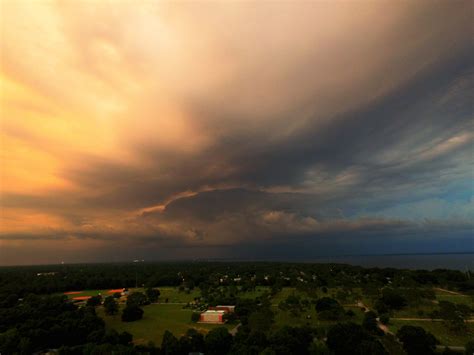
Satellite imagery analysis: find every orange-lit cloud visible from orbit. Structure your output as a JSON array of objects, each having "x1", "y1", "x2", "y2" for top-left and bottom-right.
[{"x1": 0, "y1": 1, "x2": 472, "y2": 264}]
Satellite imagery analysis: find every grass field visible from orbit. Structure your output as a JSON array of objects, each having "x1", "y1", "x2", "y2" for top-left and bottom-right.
[
  {"x1": 98, "y1": 304, "x2": 233, "y2": 345},
  {"x1": 238, "y1": 286, "x2": 271, "y2": 299},
  {"x1": 270, "y1": 287, "x2": 321, "y2": 304},
  {"x1": 388, "y1": 320, "x2": 474, "y2": 346},
  {"x1": 132, "y1": 287, "x2": 201, "y2": 303},
  {"x1": 392, "y1": 302, "x2": 438, "y2": 318},
  {"x1": 436, "y1": 294, "x2": 474, "y2": 307},
  {"x1": 392, "y1": 291, "x2": 474, "y2": 318},
  {"x1": 271, "y1": 304, "x2": 365, "y2": 329}
]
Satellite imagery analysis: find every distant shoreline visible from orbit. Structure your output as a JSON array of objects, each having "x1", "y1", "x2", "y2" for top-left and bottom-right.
[
  {"x1": 1, "y1": 251, "x2": 473, "y2": 269},
  {"x1": 312, "y1": 251, "x2": 474, "y2": 258}
]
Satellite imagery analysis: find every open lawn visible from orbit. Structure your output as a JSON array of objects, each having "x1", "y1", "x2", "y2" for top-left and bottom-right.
[
  {"x1": 392, "y1": 290, "x2": 474, "y2": 318},
  {"x1": 392, "y1": 302, "x2": 438, "y2": 318},
  {"x1": 98, "y1": 304, "x2": 233, "y2": 345},
  {"x1": 271, "y1": 303, "x2": 365, "y2": 330},
  {"x1": 238, "y1": 286, "x2": 271, "y2": 299},
  {"x1": 388, "y1": 319, "x2": 474, "y2": 347},
  {"x1": 270, "y1": 287, "x2": 319, "y2": 304},
  {"x1": 436, "y1": 294, "x2": 474, "y2": 307},
  {"x1": 131, "y1": 287, "x2": 201, "y2": 304}
]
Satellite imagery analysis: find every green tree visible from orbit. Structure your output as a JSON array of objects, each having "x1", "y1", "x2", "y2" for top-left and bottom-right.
[
  {"x1": 269, "y1": 326, "x2": 314, "y2": 355},
  {"x1": 191, "y1": 312, "x2": 201, "y2": 323},
  {"x1": 145, "y1": 288, "x2": 161, "y2": 303},
  {"x1": 178, "y1": 329, "x2": 205, "y2": 354},
  {"x1": 380, "y1": 288, "x2": 407, "y2": 310},
  {"x1": 104, "y1": 296, "x2": 118, "y2": 315},
  {"x1": 205, "y1": 327, "x2": 233, "y2": 355},
  {"x1": 326, "y1": 322, "x2": 387, "y2": 355},
  {"x1": 465, "y1": 340, "x2": 474, "y2": 355},
  {"x1": 0, "y1": 328, "x2": 20, "y2": 354},
  {"x1": 397, "y1": 325, "x2": 437, "y2": 355},
  {"x1": 161, "y1": 330, "x2": 180, "y2": 355},
  {"x1": 363, "y1": 311, "x2": 380, "y2": 333},
  {"x1": 126, "y1": 292, "x2": 148, "y2": 306},
  {"x1": 86, "y1": 295, "x2": 102, "y2": 307},
  {"x1": 121, "y1": 304, "x2": 144, "y2": 322}
]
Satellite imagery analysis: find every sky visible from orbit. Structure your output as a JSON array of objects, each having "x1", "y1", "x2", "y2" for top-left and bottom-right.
[{"x1": 0, "y1": 1, "x2": 473, "y2": 265}]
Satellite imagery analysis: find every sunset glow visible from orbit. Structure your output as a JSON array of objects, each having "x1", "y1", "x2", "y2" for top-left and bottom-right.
[{"x1": 1, "y1": 1, "x2": 472, "y2": 265}]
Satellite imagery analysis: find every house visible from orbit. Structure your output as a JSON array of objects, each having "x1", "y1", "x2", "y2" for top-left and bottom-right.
[{"x1": 199, "y1": 310, "x2": 226, "y2": 323}]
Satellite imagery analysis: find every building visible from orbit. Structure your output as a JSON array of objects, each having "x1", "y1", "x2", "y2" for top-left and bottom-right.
[
  {"x1": 199, "y1": 310, "x2": 226, "y2": 323},
  {"x1": 209, "y1": 305, "x2": 235, "y2": 313}
]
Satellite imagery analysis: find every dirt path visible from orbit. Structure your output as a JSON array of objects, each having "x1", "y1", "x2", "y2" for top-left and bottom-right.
[
  {"x1": 434, "y1": 287, "x2": 466, "y2": 296},
  {"x1": 436, "y1": 345, "x2": 466, "y2": 351},
  {"x1": 392, "y1": 317, "x2": 474, "y2": 322},
  {"x1": 230, "y1": 324, "x2": 241, "y2": 336},
  {"x1": 356, "y1": 301, "x2": 395, "y2": 335}
]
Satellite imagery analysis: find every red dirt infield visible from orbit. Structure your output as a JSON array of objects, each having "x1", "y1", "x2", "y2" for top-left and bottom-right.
[{"x1": 72, "y1": 296, "x2": 92, "y2": 301}]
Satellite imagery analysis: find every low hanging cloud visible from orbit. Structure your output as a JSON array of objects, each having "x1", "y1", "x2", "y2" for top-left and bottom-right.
[{"x1": 0, "y1": 1, "x2": 473, "y2": 264}]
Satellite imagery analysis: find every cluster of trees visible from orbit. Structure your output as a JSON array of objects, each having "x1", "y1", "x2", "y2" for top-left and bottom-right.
[
  {"x1": 278, "y1": 294, "x2": 311, "y2": 316},
  {"x1": 429, "y1": 300, "x2": 472, "y2": 332},
  {"x1": 161, "y1": 325, "x2": 321, "y2": 355},
  {"x1": 0, "y1": 294, "x2": 135, "y2": 354},
  {"x1": 1, "y1": 262, "x2": 472, "y2": 300},
  {"x1": 82, "y1": 288, "x2": 161, "y2": 323},
  {"x1": 122, "y1": 289, "x2": 161, "y2": 322},
  {"x1": 314, "y1": 297, "x2": 347, "y2": 321}
]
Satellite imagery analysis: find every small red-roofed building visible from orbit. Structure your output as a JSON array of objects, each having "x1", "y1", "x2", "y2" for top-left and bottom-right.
[{"x1": 199, "y1": 310, "x2": 226, "y2": 323}]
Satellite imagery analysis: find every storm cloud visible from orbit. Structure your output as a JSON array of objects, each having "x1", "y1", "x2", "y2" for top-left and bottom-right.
[{"x1": 0, "y1": 1, "x2": 472, "y2": 265}]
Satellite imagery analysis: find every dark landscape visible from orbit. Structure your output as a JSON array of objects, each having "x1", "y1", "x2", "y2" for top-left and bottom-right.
[{"x1": 1, "y1": 261, "x2": 473, "y2": 354}]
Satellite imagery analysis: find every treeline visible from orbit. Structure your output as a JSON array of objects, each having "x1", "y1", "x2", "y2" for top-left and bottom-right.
[{"x1": 0, "y1": 262, "x2": 472, "y2": 299}]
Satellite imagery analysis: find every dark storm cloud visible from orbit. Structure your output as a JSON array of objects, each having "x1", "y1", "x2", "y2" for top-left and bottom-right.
[
  {"x1": 1, "y1": 1, "x2": 473, "y2": 264},
  {"x1": 52, "y1": 49, "x2": 473, "y2": 213}
]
